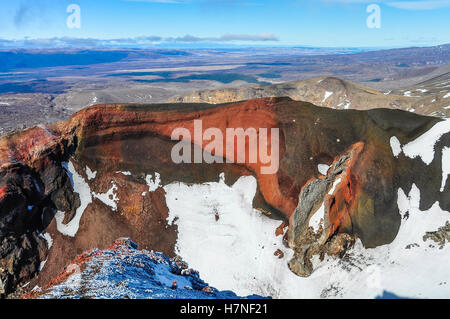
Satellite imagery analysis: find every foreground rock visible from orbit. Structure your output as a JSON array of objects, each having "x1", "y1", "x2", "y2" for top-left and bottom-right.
[
  {"x1": 0, "y1": 97, "x2": 449, "y2": 298},
  {"x1": 24, "y1": 238, "x2": 265, "y2": 299}
]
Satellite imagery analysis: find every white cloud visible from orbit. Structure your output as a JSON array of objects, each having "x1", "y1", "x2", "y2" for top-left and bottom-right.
[
  {"x1": 0, "y1": 33, "x2": 279, "y2": 49},
  {"x1": 170, "y1": 33, "x2": 279, "y2": 42}
]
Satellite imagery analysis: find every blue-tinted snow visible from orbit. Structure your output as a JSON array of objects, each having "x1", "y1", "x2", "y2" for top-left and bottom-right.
[{"x1": 38, "y1": 239, "x2": 268, "y2": 299}]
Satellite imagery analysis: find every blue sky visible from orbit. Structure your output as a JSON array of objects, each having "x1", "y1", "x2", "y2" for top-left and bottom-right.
[{"x1": 0, "y1": 0, "x2": 449, "y2": 48}]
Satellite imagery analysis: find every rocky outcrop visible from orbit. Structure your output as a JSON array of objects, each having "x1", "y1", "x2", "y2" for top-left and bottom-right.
[
  {"x1": 287, "y1": 143, "x2": 362, "y2": 276},
  {"x1": 0, "y1": 232, "x2": 48, "y2": 297},
  {"x1": 23, "y1": 238, "x2": 266, "y2": 299},
  {"x1": 423, "y1": 221, "x2": 450, "y2": 249},
  {"x1": 0, "y1": 97, "x2": 448, "y2": 297}
]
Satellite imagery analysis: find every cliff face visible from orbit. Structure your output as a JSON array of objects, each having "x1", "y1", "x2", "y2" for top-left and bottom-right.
[{"x1": 0, "y1": 97, "x2": 449, "y2": 297}]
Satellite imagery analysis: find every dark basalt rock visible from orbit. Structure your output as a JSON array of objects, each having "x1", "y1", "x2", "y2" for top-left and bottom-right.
[
  {"x1": 423, "y1": 221, "x2": 450, "y2": 249},
  {"x1": 41, "y1": 163, "x2": 81, "y2": 220},
  {"x1": 0, "y1": 232, "x2": 48, "y2": 297}
]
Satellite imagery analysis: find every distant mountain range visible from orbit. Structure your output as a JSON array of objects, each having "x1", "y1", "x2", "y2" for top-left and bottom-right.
[{"x1": 170, "y1": 73, "x2": 450, "y2": 117}]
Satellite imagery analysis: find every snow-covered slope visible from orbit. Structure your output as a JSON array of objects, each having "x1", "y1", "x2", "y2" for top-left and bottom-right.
[
  {"x1": 165, "y1": 175, "x2": 450, "y2": 299},
  {"x1": 32, "y1": 239, "x2": 266, "y2": 299}
]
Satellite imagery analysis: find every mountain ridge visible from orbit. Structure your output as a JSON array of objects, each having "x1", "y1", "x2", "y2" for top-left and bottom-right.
[{"x1": 169, "y1": 76, "x2": 450, "y2": 117}]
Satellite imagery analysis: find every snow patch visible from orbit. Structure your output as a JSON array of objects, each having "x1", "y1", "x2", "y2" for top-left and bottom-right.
[
  {"x1": 146, "y1": 173, "x2": 161, "y2": 192},
  {"x1": 390, "y1": 136, "x2": 402, "y2": 157},
  {"x1": 402, "y1": 119, "x2": 450, "y2": 165},
  {"x1": 444, "y1": 93, "x2": 450, "y2": 99},
  {"x1": 403, "y1": 91, "x2": 420, "y2": 97},
  {"x1": 317, "y1": 164, "x2": 330, "y2": 176},
  {"x1": 116, "y1": 171, "x2": 132, "y2": 176},
  {"x1": 343, "y1": 101, "x2": 351, "y2": 110},
  {"x1": 440, "y1": 147, "x2": 450, "y2": 192},
  {"x1": 309, "y1": 178, "x2": 342, "y2": 232},
  {"x1": 85, "y1": 166, "x2": 97, "y2": 180},
  {"x1": 322, "y1": 91, "x2": 333, "y2": 103},
  {"x1": 43, "y1": 232, "x2": 53, "y2": 249},
  {"x1": 309, "y1": 204, "x2": 324, "y2": 232},
  {"x1": 88, "y1": 96, "x2": 98, "y2": 106},
  {"x1": 38, "y1": 232, "x2": 52, "y2": 271},
  {"x1": 93, "y1": 181, "x2": 119, "y2": 211},
  {"x1": 337, "y1": 100, "x2": 351, "y2": 109},
  {"x1": 56, "y1": 161, "x2": 92, "y2": 237},
  {"x1": 39, "y1": 259, "x2": 48, "y2": 271},
  {"x1": 329, "y1": 177, "x2": 342, "y2": 195}
]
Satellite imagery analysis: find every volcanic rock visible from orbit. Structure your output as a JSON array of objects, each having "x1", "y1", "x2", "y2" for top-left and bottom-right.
[{"x1": 0, "y1": 97, "x2": 448, "y2": 297}]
